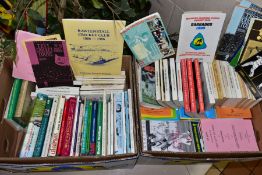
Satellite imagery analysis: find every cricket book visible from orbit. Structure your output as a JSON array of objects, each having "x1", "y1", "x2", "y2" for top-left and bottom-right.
[
  {"x1": 236, "y1": 50, "x2": 262, "y2": 99},
  {"x1": 121, "y1": 12, "x2": 175, "y2": 67},
  {"x1": 62, "y1": 19, "x2": 126, "y2": 78},
  {"x1": 200, "y1": 119, "x2": 259, "y2": 152},
  {"x1": 142, "y1": 120, "x2": 196, "y2": 152},
  {"x1": 176, "y1": 11, "x2": 226, "y2": 62},
  {"x1": 25, "y1": 40, "x2": 74, "y2": 87}
]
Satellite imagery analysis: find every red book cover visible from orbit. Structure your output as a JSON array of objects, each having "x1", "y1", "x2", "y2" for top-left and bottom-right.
[
  {"x1": 194, "y1": 59, "x2": 205, "y2": 112},
  {"x1": 181, "y1": 59, "x2": 190, "y2": 112},
  {"x1": 56, "y1": 99, "x2": 69, "y2": 156},
  {"x1": 187, "y1": 59, "x2": 197, "y2": 113},
  {"x1": 61, "y1": 97, "x2": 77, "y2": 156}
]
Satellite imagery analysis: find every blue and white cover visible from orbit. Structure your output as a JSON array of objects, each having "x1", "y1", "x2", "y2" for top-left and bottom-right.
[
  {"x1": 114, "y1": 92, "x2": 124, "y2": 154},
  {"x1": 121, "y1": 13, "x2": 175, "y2": 67}
]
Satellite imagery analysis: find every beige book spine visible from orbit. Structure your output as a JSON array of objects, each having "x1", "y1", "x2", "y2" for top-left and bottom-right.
[{"x1": 14, "y1": 81, "x2": 29, "y2": 118}]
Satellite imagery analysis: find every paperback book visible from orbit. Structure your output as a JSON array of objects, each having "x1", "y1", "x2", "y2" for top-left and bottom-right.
[{"x1": 121, "y1": 12, "x2": 175, "y2": 67}]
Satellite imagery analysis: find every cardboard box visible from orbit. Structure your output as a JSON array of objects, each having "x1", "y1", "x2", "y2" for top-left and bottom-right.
[{"x1": 0, "y1": 55, "x2": 139, "y2": 172}]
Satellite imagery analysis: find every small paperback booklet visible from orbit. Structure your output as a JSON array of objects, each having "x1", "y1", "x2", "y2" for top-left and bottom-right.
[
  {"x1": 25, "y1": 40, "x2": 74, "y2": 87},
  {"x1": 121, "y1": 12, "x2": 175, "y2": 67},
  {"x1": 142, "y1": 120, "x2": 196, "y2": 152},
  {"x1": 236, "y1": 50, "x2": 262, "y2": 99},
  {"x1": 176, "y1": 11, "x2": 226, "y2": 62},
  {"x1": 200, "y1": 119, "x2": 259, "y2": 152}
]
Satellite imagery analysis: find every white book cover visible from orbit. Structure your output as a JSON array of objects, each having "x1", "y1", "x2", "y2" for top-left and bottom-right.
[
  {"x1": 41, "y1": 96, "x2": 59, "y2": 157},
  {"x1": 163, "y1": 59, "x2": 170, "y2": 101},
  {"x1": 75, "y1": 103, "x2": 84, "y2": 157},
  {"x1": 155, "y1": 60, "x2": 161, "y2": 101},
  {"x1": 110, "y1": 93, "x2": 114, "y2": 154},
  {"x1": 231, "y1": 66, "x2": 242, "y2": 98},
  {"x1": 222, "y1": 61, "x2": 235, "y2": 98},
  {"x1": 48, "y1": 96, "x2": 66, "y2": 157},
  {"x1": 101, "y1": 92, "x2": 108, "y2": 156},
  {"x1": 74, "y1": 79, "x2": 125, "y2": 86},
  {"x1": 176, "y1": 12, "x2": 226, "y2": 62},
  {"x1": 107, "y1": 101, "x2": 111, "y2": 155},
  {"x1": 80, "y1": 84, "x2": 125, "y2": 91},
  {"x1": 169, "y1": 58, "x2": 178, "y2": 102},
  {"x1": 36, "y1": 86, "x2": 80, "y2": 96},
  {"x1": 226, "y1": 63, "x2": 237, "y2": 98},
  {"x1": 176, "y1": 62, "x2": 184, "y2": 104},
  {"x1": 75, "y1": 71, "x2": 126, "y2": 81},
  {"x1": 128, "y1": 89, "x2": 135, "y2": 153},
  {"x1": 214, "y1": 60, "x2": 226, "y2": 98},
  {"x1": 69, "y1": 96, "x2": 80, "y2": 156}
]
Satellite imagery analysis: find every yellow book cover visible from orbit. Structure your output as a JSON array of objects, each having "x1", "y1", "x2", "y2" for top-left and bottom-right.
[{"x1": 62, "y1": 19, "x2": 126, "y2": 78}]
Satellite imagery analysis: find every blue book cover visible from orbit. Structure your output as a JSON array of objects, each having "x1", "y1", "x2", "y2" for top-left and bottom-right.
[
  {"x1": 179, "y1": 107, "x2": 216, "y2": 119},
  {"x1": 124, "y1": 91, "x2": 131, "y2": 153},
  {"x1": 90, "y1": 100, "x2": 98, "y2": 155},
  {"x1": 80, "y1": 99, "x2": 89, "y2": 155},
  {"x1": 121, "y1": 12, "x2": 174, "y2": 67},
  {"x1": 114, "y1": 92, "x2": 124, "y2": 154}
]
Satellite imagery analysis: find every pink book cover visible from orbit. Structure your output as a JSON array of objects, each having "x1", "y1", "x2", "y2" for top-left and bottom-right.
[
  {"x1": 12, "y1": 30, "x2": 41, "y2": 82},
  {"x1": 200, "y1": 119, "x2": 259, "y2": 152}
]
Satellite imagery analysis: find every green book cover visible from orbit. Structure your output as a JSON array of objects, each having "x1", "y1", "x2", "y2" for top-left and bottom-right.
[
  {"x1": 33, "y1": 98, "x2": 53, "y2": 157},
  {"x1": 7, "y1": 79, "x2": 22, "y2": 119},
  {"x1": 81, "y1": 99, "x2": 89, "y2": 155},
  {"x1": 86, "y1": 100, "x2": 92, "y2": 154},
  {"x1": 96, "y1": 100, "x2": 103, "y2": 155},
  {"x1": 191, "y1": 121, "x2": 202, "y2": 152}
]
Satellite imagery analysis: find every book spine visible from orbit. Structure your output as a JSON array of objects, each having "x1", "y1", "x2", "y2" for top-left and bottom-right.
[
  {"x1": 124, "y1": 91, "x2": 131, "y2": 153},
  {"x1": 212, "y1": 61, "x2": 223, "y2": 100},
  {"x1": 101, "y1": 92, "x2": 108, "y2": 156},
  {"x1": 114, "y1": 92, "x2": 124, "y2": 154},
  {"x1": 155, "y1": 60, "x2": 161, "y2": 101},
  {"x1": 209, "y1": 63, "x2": 218, "y2": 100},
  {"x1": 203, "y1": 62, "x2": 215, "y2": 107},
  {"x1": 128, "y1": 89, "x2": 135, "y2": 153},
  {"x1": 33, "y1": 98, "x2": 53, "y2": 157},
  {"x1": 187, "y1": 59, "x2": 197, "y2": 113},
  {"x1": 96, "y1": 100, "x2": 103, "y2": 155},
  {"x1": 20, "y1": 94, "x2": 47, "y2": 157},
  {"x1": 181, "y1": 59, "x2": 190, "y2": 112},
  {"x1": 194, "y1": 59, "x2": 205, "y2": 113},
  {"x1": 86, "y1": 100, "x2": 93, "y2": 154},
  {"x1": 163, "y1": 59, "x2": 170, "y2": 101},
  {"x1": 14, "y1": 80, "x2": 28, "y2": 118},
  {"x1": 41, "y1": 97, "x2": 59, "y2": 157},
  {"x1": 70, "y1": 96, "x2": 80, "y2": 156},
  {"x1": 121, "y1": 91, "x2": 126, "y2": 154},
  {"x1": 89, "y1": 100, "x2": 98, "y2": 155},
  {"x1": 61, "y1": 97, "x2": 77, "y2": 156},
  {"x1": 56, "y1": 99, "x2": 69, "y2": 156},
  {"x1": 7, "y1": 79, "x2": 22, "y2": 119},
  {"x1": 176, "y1": 62, "x2": 184, "y2": 105},
  {"x1": 107, "y1": 101, "x2": 111, "y2": 155},
  {"x1": 48, "y1": 96, "x2": 65, "y2": 157},
  {"x1": 169, "y1": 58, "x2": 178, "y2": 104},
  {"x1": 75, "y1": 103, "x2": 84, "y2": 157},
  {"x1": 191, "y1": 121, "x2": 202, "y2": 152},
  {"x1": 110, "y1": 93, "x2": 114, "y2": 154},
  {"x1": 80, "y1": 99, "x2": 88, "y2": 155}
]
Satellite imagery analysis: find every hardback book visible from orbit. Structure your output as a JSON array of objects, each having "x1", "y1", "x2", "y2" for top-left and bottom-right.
[
  {"x1": 236, "y1": 50, "x2": 262, "y2": 99},
  {"x1": 239, "y1": 18, "x2": 262, "y2": 64},
  {"x1": 139, "y1": 62, "x2": 161, "y2": 108},
  {"x1": 7, "y1": 78, "x2": 22, "y2": 120},
  {"x1": 62, "y1": 19, "x2": 126, "y2": 78},
  {"x1": 25, "y1": 40, "x2": 73, "y2": 88},
  {"x1": 33, "y1": 98, "x2": 53, "y2": 157},
  {"x1": 41, "y1": 96, "x2": 59, "y2": 157},
  {"x1": 20, "y1": 93, "x2": 48, "y2": 158},
  {"x1": 216, "y1": 0, "x2": 262, "y2": 64},
  {"x1": 14, "y1": 80, "x2": 29, "y2": 118},
  {"x1": 176, "y1": 12, "x2": 226, "y2": 62},
  {"x1": 200, "y1": 119, "x2": 259, "y2": 152},
  {"x1": 61, "y1": 97, "x2": 77, "y2": 156},
  {"x1": 121, "y1": 12, "x2": 175, "y2": 67},
  {"x1": 181, "y1": 59, "x2": 190, "y2": 112},
  {"x1": 142, "y1": 120, "x2": 196, "y2": 152}
]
